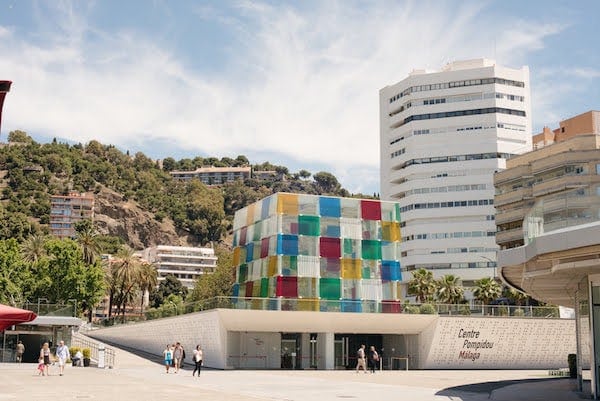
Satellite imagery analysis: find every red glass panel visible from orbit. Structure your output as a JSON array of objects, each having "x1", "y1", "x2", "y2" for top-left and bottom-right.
[
  {"x1": 320, "y1": 237, "x2": 341, "y2": 258},
  {"x1": 261, "y1": 237, "x2": 270, "y2": 258},
  {"x1": 245, "y1": 281, "x2": 253, "y2": 299},
  {"x1": 239, "y1": 226, "x2": 247, "y2": 246},
  {"x1": 276, "y1": 276, "x2": 298, "y2": 298},
  {"x1": 361, "y1": 200, "x2": 381, "y2": 221}
]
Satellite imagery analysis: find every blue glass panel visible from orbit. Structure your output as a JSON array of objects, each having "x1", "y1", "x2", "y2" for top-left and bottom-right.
[
  {"x1": 261, "y1": 196, "x2": 271, "y2": 221},
  {"x1": 245, "y1": 242, "x2": 254, "y2": 262},
  {"x1": 232, "y1": 283, "x2": 240, "y2": 297},
  {"x1": 341, "y1": 299, "x2": 362, "y2": 313},
  {"x1": 381, "y1": 260, "x2": 401, "y2": 281},
  {"x1": 319, "y1": 196, "x2": 341, "y2": 217},
  {"x1": 277, "y1": 234, "x2": 299, "y2": 256}
]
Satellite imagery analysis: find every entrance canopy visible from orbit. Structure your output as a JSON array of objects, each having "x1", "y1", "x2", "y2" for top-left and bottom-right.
[{"x1": 0, "y1": 304, "x2": 37, "y2": 331}]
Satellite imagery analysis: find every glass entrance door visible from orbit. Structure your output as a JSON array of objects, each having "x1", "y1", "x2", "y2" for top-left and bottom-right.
[{"x1": 334, "y1": 336, "x2": 349, "y2": 369}]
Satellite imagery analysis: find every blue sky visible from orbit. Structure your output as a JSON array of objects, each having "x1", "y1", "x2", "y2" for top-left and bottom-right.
[{"x1": 0, "y1": 1, "x2": 599, "y2": 195}]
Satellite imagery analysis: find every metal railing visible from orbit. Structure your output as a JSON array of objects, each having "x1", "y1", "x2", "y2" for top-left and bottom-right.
[
  {"x1": 71, "y1": 331, "x2": 115, "y2": 368},
  {"x1": 19, "y1": 302, "x2": 76, "y2": 317},
  {"x1": 94, "y1": 297, "x2": 561, "y2": 327}
]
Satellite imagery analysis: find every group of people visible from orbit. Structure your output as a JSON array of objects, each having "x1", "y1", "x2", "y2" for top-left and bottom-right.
[
  {"x1": 355, "y1": 344, "x2": 379, "y2": 373},
  {"x1": 163, "y1": 342, "x2": 203, "y2": 376},
  {"x1": 37, "y1": 340, "x2": 72, "y2": 376}
]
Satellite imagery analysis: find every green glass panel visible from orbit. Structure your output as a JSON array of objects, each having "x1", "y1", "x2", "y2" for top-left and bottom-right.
[
  {"x1": 260, "y1": 278, "x2": 269, "y2": 297},
  {"x1": 298, "y1": 215, "x2": 320, "y2": 236},
  {"x1": 238, "y1": 264, "x2": 248, "y2": 283},
  {"x1": 253, "y1": 221, "x2": 262, "y2": 241},
  {"x1": 319, "y1": 278, "x2": 341, "y2": 300},
  {"x1": 362, "y1": 240, "x2": 382, "y2": 260}
]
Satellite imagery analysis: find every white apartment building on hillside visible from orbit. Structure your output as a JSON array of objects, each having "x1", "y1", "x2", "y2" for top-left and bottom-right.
[
  {"x1": 379, "y1": 59, "x2": 532, "y2": 295},
  {"x1": 142, "y1": 245, "x2": 218, "y2": 289}
]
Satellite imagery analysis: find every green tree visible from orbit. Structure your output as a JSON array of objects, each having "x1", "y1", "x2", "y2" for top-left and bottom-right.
[
  {"x1": 74, "y1": 220, "x2": 101, "y2": 265},
  {"x1": 189, "y1": 245, "x2": 234, "y2": 301},
  {"x1": 0, "y1": 239, "x2": 32, "y2": 305},
  {"x1": 435, "y1": 274, "x2": 464, "y2": 304},
  {"x1": 298, "y1": 169, "x2": 311, "y2": 180},
  {"x1": 313, "y1": 171, "x2": 340, "y2": 194},
  {"x1": 138, "y1": 262, "x2": 158, "y2": 314},
  {"x1": 150, "y1": 274, "x2": 187, "y2": 308},
  {"x1": 407, "y1": 268, "x2": 436, "y2": 303},
  {"x1": 112, "y1": 246, "x2": 142, "y2": 319},
  {"x1": 162, "y1": 157, "x2": 176, "y2": 172},
  {"x1": 7, "y1": 130, "x2": 33, "y2": 143},
  {"x1": 20, "y1": 233, "x2": 47, "y2": 264},
  {"x1": 473, "y1": 277, "x2": 502, "y2": 305}
]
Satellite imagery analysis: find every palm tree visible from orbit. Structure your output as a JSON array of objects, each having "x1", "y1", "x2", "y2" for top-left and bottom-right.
[
  {"x1": 113, "y1": 246, "x2": 142, "y2": 320},
  {"x1": 407, "y1": 268, "x2": 436, "y2": 303},
  {"x1": 436, "y1": 274, "x2": 464, "y2": 304},
  {"x1": 472, "y1": 277, "x2": 502, "y2": 306},
  {"x1": 75, "y1": 225, "x2": 101, "y2": 265},
  {"x1": 138, "y1": 262, "x2": 158, "y2": 315},
  {"x1": 20, "y1": 233, "x2": 47, "y2": 264}
]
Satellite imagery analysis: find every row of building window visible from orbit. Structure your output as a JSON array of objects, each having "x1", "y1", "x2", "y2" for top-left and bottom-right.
[
  {"x1": 389, "y1": 91, "x2": 525, "y2": 117},
  {"x1": 403, "y1": 230, "x2": 496, "y2": 241},
  {"x1": 402, "y1": 262, "x2": 495, "y2": 272},
  {"x1": 397, "y1": 152, "x2": 514, "y2": 167},
  {"x1": 393, "y1": 107, "x2": 526, "y2": 129},
  {"x1": 390, "y1": 148, "x2": 406, "y2": 158},
  {"x1": 402, "y1": 184, "x2": 488, "y2": 196},
  {"x1": 404, "y1": 247, "x2": 498, "y2": 256},
  {"x1": 388, "y1": 77, "x2": 526, "y2": 103},
  {"x1": 389, "y1": 122, "x2": 525, "y2": 146},
  {"x1": 400, "y1": 198, "x2": 494, "y2": 213}
]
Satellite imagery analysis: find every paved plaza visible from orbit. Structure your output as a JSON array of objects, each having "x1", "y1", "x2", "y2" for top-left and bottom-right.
[{"x1": 0, "y1": 345, "x2": 590, "y2": 401}]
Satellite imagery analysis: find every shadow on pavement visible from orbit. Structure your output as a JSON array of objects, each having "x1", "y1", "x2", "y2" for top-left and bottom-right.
[{"x1": 436, "y1": 377, "x2": 571, "y2": 398}]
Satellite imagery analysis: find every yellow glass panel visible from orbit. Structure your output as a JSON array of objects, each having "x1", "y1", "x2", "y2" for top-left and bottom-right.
[
  {"x1": 267, "y1": 256, "x2": 278, "y2": 277},
  {"x1": 382, "y1": 221, "x2": 401, "y2": 242},
  {"x1": 252, "y1": 280, "x2": 261, "y2": 297},
  {"x1": 341, "y1": 259, "x2": 362, "y2": 279},
  {"x1": 233, "y1": 247, "x2": 241, "y2": 266},
  {"x1": 277, "y1": 193, "x2": 299, "y2": 215},
  {"x1": 297, "y1": 298, "x2": 319, "y2": 311},
  {"x1": 246, "y1": 203, "x2": 256, "y2": 226}
]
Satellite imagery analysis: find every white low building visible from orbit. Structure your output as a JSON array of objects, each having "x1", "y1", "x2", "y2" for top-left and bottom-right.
[{"x1": 142, "y1": 245, "x2": 218, "y2": 288}]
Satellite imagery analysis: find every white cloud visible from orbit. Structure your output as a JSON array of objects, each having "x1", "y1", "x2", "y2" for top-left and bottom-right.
[{"x1": 0, "y1": 1, "x2": 567, "y2": 194}]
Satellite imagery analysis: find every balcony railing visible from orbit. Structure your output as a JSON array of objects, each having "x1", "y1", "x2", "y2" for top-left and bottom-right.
[{"x1": 96, "y1": 297, "x2": 561, "y2": 327}]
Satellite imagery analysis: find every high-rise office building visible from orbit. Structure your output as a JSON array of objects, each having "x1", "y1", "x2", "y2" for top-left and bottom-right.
[
  {"x1": 0, "y1": 80, "x2": 11, "y2": 134},
  {"x1": 379, "y1": 59, "x2": 531, "y2": 294},
  {"x1": 50, "y1": 192, "x2": 95, "y2": 238}
]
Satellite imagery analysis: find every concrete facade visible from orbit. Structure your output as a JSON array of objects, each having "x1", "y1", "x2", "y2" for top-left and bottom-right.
[
  {"x1": 49, "y1": 192, "x2": 95, "y2": 238},
  {"x1": 379, "y1": 59, "x2": 531, "y2": 294},
  {"x1": 88, "y1": 309, "x2": 578, "y2": 371}
]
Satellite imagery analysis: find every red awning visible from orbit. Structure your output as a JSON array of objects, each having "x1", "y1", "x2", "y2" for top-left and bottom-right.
[{"x1": 0, "y1": 304, "x2": 37, "y2": 331}]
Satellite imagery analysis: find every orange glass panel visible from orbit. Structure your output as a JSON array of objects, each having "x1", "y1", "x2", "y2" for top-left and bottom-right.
[
  {"x1": 277, "y1": 193, "x2": 299, "y2": 215},
  {"x1": 341, "y1": 259, "x2": 362, "y2": 279}
]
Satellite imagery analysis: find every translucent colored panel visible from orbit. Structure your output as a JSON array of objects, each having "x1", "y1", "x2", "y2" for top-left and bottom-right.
[
  {"x1": 381, "y1": 201, "x2": 401, "y2": 222},
  {"x1": 232, "y1": 230, "x2": 239, "y2": 247},
  {"x1": 239, "y1": 247, "x2": 247, "y2": 266},
  {"x1": 319, "y1": 278, "x2": 341, "y2": 300},
  {"x1": 362, "y1": 300, "x2": 378, "y2": 313},
  {"x1": 381, "y1": 300, "x2": 402, "y2": 313},
  {"x1": 246, "y1": 202, "x2": 256, "y2": 226},
  {"x1": 381, "y1": 221, "x2": 401, "y2": 242},
  {"x1": 381, "y1": 260, "x2": 401, "y2": 281},
  {"x1": 342, "y1": 238, "x2": 361, "y2": 259},
  {"x1": 238, "y1": 283, "x2": 246, "y2": 297},
  {"x1": 342, "y1": 279, "x2": 361, "y2": 299},
  {"x1": 267, "y1": 256, "x2": 278, "y2": 277},
  {"x1": 341, "y1": 259, "x2": 362, "y2": 279},
  {"x1": 361, "y1": 279, "x2": 382, "y2": 301},
  {"x1": 320, "y1": 217, "x2": 341, "y2": 237},
  {"x1": 298, "y1": 194, "x2": 318, "y2": 215},
  {"x1": 233, "y1": 207, "x2": 247, "y2": 231},
  {"x1": 297, "y1": 255, "x2": 320, "y2": 277},
  {"x1": 319, "y1": 300, "x2": 341, "y2": 312},
  {"x1": 298, "y1": 215, "x2": 320, "y2": 236},
  {"x1": 232, "y1": 283, "x2": 239, "y2": 297},
  {"x1": 361, "y1": 200, "x2": 382, "y2": 221},
  {"x1": 238, "y1": 264, "x2": 248, "y2": 283},
  {"x1": 340, "y1": 198, "x2": 360, "y2": 218},
  {"x1": 341, "y1": 299, "x2": 362, "y2": 313},
  {"x1": 245, "y1": 243, "x2": 254, "y2": 262},
  {"x1": 269, "y1": 277, "x2": 277, "y2": 298},
  {"x1": 361, "y1": 240, "x2": 382, "y2": 260},
  {"x1": 298, "y1": 277, "x2": 318, "y2": 298},
  {"x1": 281, "y1": 215, "x2": 299, "y2": 235},
  {"x1": 299, "y1": 235, "x2": 319, "y2": 256},
  {"x1": 269, "y1": 234, "x2": 278, "y2": 256},
  {"x1": 246, "y1": 225, "x2": 255, "y2": 244},
  {"x1": 320, "y1": 237, "x2": 341, "y2": 258},
  {"x1": 277, "y1": 234, "x2": 298, "y2": 256},
  {"x1": 253, "y1": 221, "x2": 262, "y2": 241},
  {"x1": 320, "y1": 258, "x2": 340, "y2": 278},
  {"x1": 233, "y1": 247, "x2": 241, "y2": 267},
  {"x1": 249, "y1": 261, "x2": 261, "y2": 281},
  {"x1": 361, "y1": 260, "x2": 380, "y2": 279},
  {"x1": 319, "y1": 196, "x2": 341, "y2": 217},
  {"x1": 245, "y1": 281, "x2": 253, "y2": 298},
  {"x1": 260, "y1": 196, "x2": 271, "y2": 221},
  {"x1": 253, "y1": 242, "x2": 261, "y2": 261},
  {"x1": 240, "y1": 226, "x2": 247, "y2": 246},
  {"x1": 340, "y1": 217, "x2": 362, "y2": 239},
  {"x1": 381, "y1": 241, "x2": 399, "y2": 260},
  {"x1": 297, "y1": 298, "x2": 319, "y2": 311},
  {"x1": 281, "y1": 255, "x2": 298, "y2": 276},
  {"x1": 276, "y1": 276, "x2": 298, "y2": 297},
  {"x1": 252, "y1": 279, "x2": 261, "y2": 297},
  {"x1": 261, "y1": 237, "x2": 270, "y2": 258},
  {"x1": 362, "y1": 220, "x2": 381, "y2": 240},
  {"x1": 263, "y1": 215, "x2": 278, "y2": 238},
  {"x1": 260, "y1": 278, "x2": 269, "y2": 297},
  {"x1": 277, "y1": 193, "x2": 299, "y2": 215}
]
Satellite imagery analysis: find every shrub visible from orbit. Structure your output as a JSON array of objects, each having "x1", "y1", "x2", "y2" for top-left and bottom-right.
[
  {"x1": 82, "y1": 348, "x2": 91, "y2": 359},
  {"x1": 498, "y1": 306, "x2": 509, "y2": 316},
  {"x1": 419, "y1": 304, "x2": 436, "y2": 314},
  {"x1": 459, "y1": 305, "x2": 471, "y2": 315},
  {"x1": 513, "y1": 308, "x2": 525, "y2": 317}
]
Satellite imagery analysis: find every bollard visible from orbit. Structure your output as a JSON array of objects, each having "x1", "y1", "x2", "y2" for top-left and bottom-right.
[{"x1": 98, "y1": 344, "x2": 105, "y2": 369}]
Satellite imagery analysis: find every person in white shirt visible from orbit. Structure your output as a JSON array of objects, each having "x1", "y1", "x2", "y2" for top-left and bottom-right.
[
  {"x1": 55, "y1": 340, "x2": 71, "y2": 376},
  {"x1": 192, "y1": 345, "x2": 203, "y2": 377}
]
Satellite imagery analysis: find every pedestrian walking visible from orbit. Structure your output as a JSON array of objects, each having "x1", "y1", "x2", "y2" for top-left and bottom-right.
[
  {"x1": 56, "y1": 340, "x2": 70, "y2": 376},
  {"x1": 15, "y1": 340, "x2": 24, "y2": 363},
  {"x1": 163, "y1": 344, "x2": 173, "y2": 373},
  {"x1": 39, "y1": 342, "x2": 51, "y2": 376},
  {"x1": 355, "y1": 344, "x2": 367, "y2": 373},
  {"x1": 367, "y1": 345, "x2": 379, "y2": 373},
  {"x1": 173, "y1": 342, "x2": 183, "y2": 373},
  {"x1": 192, "y1": 345, "x2": 203, "y2": 377}
]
